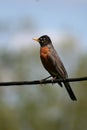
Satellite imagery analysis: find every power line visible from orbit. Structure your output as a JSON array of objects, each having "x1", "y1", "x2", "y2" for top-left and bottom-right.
[{"x1": 0, "y1": 76, "x2": 87, "y2": 87}]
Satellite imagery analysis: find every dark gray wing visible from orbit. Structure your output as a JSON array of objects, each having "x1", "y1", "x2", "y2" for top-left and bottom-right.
[{"x1": 48, "y1": 45, "x2": 68, "y2": 79}]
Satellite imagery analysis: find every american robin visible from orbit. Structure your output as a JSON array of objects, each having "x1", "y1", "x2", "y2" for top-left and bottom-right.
[{"x1": 33, "y1": 35, "x2": 77, "y2": 101}]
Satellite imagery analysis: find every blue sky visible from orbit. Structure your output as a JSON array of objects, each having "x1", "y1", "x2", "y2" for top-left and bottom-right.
[{"x1": 0, "y1": 0, "x2": 87, "y2": 50}]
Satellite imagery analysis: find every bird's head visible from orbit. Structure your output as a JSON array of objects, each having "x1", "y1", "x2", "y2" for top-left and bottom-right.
[{"x1": 33, "y1": 35, "x2": 52, "y2": 47}]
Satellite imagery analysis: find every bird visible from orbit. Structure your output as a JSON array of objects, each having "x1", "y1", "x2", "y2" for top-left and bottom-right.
[{"x1": 33, "y1": 35, "x2": 77, "y2": 101}]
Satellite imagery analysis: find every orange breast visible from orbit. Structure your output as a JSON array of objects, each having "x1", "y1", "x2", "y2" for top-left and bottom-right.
[
  {"x1": 40, "y1": 47, "x2": 49, "y2": 56},
  {"x1": 40, "y1": 47, "x2": 55, "y2": 75},
  {"x1": 40, "y1": 47, "x2": 50, "y2": 67}
]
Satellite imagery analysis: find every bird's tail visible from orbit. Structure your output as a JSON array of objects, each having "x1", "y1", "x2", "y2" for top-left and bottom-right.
[{"x1": 64, "y1": 82, "x2": 77, "y2": 101}]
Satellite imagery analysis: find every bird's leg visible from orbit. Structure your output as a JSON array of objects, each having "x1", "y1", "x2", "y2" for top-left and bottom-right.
[
  {"x1": 40, "y1": 75, "x2": 52, "y2": 82},
  {"x1": 51, "y1": 77, "x2": 56, "y2": 85},
  {"x1": 39, "y1": 75, "x2": 52, "y2": 86}
]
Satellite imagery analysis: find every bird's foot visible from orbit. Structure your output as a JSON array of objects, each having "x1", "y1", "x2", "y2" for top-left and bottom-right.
[
  {"x1": 51, "y1": 77, "x2": 57, "y2": 85},
  {"x1": 39, "y1": 76, "x2": 52, "y2": 86},
  {"x1": 40, "y1": 75, "x2": 52, "y2": 82}
]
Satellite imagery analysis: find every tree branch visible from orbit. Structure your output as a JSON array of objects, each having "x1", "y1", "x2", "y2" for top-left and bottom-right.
[{"x1": 0, "y1": 76, "x2": 87, "y2": 86}]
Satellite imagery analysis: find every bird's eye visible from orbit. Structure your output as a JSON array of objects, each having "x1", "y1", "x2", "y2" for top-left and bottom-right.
[
  {"x1": 41, "y1": 40, "x2": 44, "y2": 43},
  {"x1": 40, "y1": 38, "x2": 43, "y2": 41},
  {"x1": 40, "y1": 38, "x2": 43, "y2": 43},
  {"x1": 43, "y1": 37, "x2": 46, "y2": 41},
  {"x1": 39, "y1": 37, "x2": 46, "y2": 43}
]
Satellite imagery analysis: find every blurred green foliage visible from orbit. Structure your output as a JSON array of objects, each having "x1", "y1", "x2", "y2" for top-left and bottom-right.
[{"x1": 0, "y1": 38, "x2": 87, "y2": 130}]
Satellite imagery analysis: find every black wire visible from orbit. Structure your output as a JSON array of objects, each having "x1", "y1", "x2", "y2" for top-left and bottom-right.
[{"x1": 0, "y1": 76, "x2": 87, "y2": 86}]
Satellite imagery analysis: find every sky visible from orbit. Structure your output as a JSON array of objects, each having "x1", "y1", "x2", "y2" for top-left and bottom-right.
[{"x1": 0, "y1": 0, "x2": 87, "y2": 51}]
